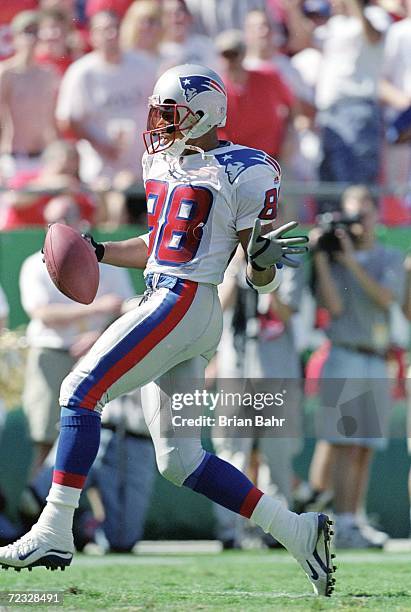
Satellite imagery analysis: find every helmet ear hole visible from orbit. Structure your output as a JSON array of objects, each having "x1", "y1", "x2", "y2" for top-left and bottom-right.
[{"x1": 196, "y1": 111, "x2": 204, "y2": 119}]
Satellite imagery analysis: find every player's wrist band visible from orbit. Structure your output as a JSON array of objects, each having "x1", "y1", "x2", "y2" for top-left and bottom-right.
[
  {"x1": 249, "y1": 258, "x2": 266, "y2": 272},
  {"x1": 82, "y1": 233, "x2": 105, "y2": 261},
  {"x1": 94, "y1": 241, "x2": 105, "y2": 262},
  {"x1": 245, "y1": 267, "x2": 282, "y2": 294}
]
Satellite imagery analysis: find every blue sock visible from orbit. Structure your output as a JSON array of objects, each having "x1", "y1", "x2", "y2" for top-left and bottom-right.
[
  {"x1": 183, "y1": 452, "x2": 263, "y2": 518},
  {"x1": 52, "y1": 406, "x2": 101, "y2": 489}
]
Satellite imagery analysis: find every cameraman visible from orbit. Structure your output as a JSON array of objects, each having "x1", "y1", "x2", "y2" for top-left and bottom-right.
[{"x1": 310, "y1": 185, "x2": 405, "y2": 548}]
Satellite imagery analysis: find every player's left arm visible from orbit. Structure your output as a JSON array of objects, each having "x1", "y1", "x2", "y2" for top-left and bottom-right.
[
  {"x1": 238, "y1": 227, "x2": 277, "y2": 289},
  {"x1": 235, "y1": 165, "x2": 308, "y2": 292},
  {"x1": 238, "y1": 218, "x2": 308, "y2": 292}
]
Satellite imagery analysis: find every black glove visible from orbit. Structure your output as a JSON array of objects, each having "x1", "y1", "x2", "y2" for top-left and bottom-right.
[{"x1": 82, "y1": 233, "x2": 105, "y2": 262}]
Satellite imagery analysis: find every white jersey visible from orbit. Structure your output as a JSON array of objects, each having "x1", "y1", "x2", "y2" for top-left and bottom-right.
[{"x1": 142, "y1": 141, "x2": 281, "y2": 285}]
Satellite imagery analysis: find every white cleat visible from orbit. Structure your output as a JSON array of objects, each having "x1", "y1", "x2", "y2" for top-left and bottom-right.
[
  {"x1": 0, "y1": 527, "x2": 73, "y2": 572},
  {"x1": 290, "y1": 513, "x2": 336, "y2": 597}
]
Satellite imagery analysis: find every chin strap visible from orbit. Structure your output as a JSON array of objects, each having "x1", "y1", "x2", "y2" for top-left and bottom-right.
[
  {"x1": 163, "y1": 112, "x2": 211, "y2": 158},
  {"x1": 184, "y1": 144, "x2": 209, "y2": 160}
]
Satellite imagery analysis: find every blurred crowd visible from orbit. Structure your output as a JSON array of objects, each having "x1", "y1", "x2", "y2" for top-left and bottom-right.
[
  {"x1": 0, "y1": 0, "x2": 411, "y2": 553},
  {"x1": 0, "y1": 0, "x2": 411, "y2": 229}
]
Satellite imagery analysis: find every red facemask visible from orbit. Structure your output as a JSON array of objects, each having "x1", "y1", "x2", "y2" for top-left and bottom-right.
[{"x1": 143, "y1": 103, "x2": 199, "y2": 154}]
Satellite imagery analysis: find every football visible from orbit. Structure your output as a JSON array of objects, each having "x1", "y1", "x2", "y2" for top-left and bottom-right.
[{"x1": 43, "y1": 223, "x2": 100, "y2": 305}]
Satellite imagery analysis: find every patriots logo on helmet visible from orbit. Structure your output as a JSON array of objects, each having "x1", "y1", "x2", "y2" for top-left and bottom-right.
[
  {"x1": 215, "y1": 148, "x2": 281, "y2": 184},
  {"x1": 179, "y1": 75, "x2": 226, "y2": 103}
]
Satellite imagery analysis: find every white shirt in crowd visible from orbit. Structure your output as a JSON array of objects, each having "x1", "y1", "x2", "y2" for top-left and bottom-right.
[
  {"x1": 185, "y1": 0, "x2": 265, "y2": 38},
  {"x1": 381, "y1": 17, "x2": 411, "y2": 186},
  {"x1": 20, "y1": 252, "x2": 134, "y2": 350},
  {"x1": 382, "y1": 17, "x2": 411, "y2": 104},
  {"x1": 56, "y1": 50, "x2": 157, "y2": 183},
  {"x1": 159, "y1": 34, "x2": 218, "y2": 73},
  {"x1": 315, "y1": 6, "x2": 391, "y2": 110}
]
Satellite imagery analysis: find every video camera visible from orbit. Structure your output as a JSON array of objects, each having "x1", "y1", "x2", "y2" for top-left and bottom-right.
[{"x1": 315, "y1": 211, "x2": 363, "y2": 257}]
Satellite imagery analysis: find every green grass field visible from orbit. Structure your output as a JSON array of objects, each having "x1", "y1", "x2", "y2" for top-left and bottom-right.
[{"x1": 1, "y1": 549, "x2": 411, "y2": 611}]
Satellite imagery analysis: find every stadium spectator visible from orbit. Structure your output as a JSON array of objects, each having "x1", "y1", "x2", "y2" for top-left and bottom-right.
[
  {"x1": 56, "y1": 10, "x2": 156, "y2": 186},
  {"x1": 216, "y1": 29, "x2": 294, "y2": 161},
  {"x1": 381, "y1": 5, "x2": 411, "y2": 115},
  {"x1": 243, "y1": 9, "x2": 315, "y2": 108},
  {"x1": 309, "y1": 185, "x2": 405, "y2": 548},
  {"x1": 39, "y1": 0, "x2": 82, "y2": 23},
  {"x1": 184, "y1": 0, "x2": 265, "y2": 38},
  {"x1": 120, "y1": 0, "x2": 162, "y2": 68},
  {"x1": 86, "y1": 0, "x2": 134, "y2": 20},
  {"x1": 0, "y1": 0, "x2": 37, "y2": 60},
  {"x1": 158, "y1": 0, "x2": 218, "y2": 72},
  {"x1": 87, "y1": 389, "x2": 156, "y2": 552},
  {"x1": 0, "y1": 11, "x2": 59, "y2": 182},
  {"x1": 379, "y1": 2, "x2": 411, "y2": 224},
  {"x1": 315, "y1": 0, "x2": 391, "y2": 210},
  {"x1": 35, "y1": 8, "x2": 76, "y2": 75},
  {"x1": 0, "y1": 285, "x2": 21, "y2": 545},
  {"x1": 272, "y1": 0, "x2": 318, "y2": 55},
  {"x1": 19, "y1": 196, "x2": 133, "y2": 476},
  {"x1": 242, "y1": 8, "x2": 319, "y2": 221},
  {"x1": 39, "y1": 0, "x2": 90, "y2": 57},
  {"x1": 0, "y1": 140, "x2": 97, "y2": 231}
]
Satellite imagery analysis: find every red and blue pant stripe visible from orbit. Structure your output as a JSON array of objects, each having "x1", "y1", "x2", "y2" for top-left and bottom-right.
[{"x1": 53, "y1": 279, "x2": 197, "y2": 489}]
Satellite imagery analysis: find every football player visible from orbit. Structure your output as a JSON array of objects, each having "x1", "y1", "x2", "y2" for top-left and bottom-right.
[{"x1": 0, "y1": 65, "x2": 336, "y2": 596}]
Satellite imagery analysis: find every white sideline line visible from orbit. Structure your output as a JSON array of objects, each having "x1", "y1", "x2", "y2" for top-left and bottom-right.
[
  {"x1": 74, "y1": 542, "x2": 411, "y2": 567},
  {"x1": 76, "y1": 556, "x2": 189, "y2": 566},
  {"x1": 384, "y1": 539, "x2": 411, "y2": 553},
  {"x1": 135, "y1": 540, "x2": 222, "y2": 554}
]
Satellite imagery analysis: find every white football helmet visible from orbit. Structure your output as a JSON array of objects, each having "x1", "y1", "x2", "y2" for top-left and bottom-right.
[{"x1": 143, "y1": 64, "x2": 227, "y2": 156}]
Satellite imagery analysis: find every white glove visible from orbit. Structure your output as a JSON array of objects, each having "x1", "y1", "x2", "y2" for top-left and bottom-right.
[{"x1": 247, "y1": 218, "x2": 308, "y2": 270}]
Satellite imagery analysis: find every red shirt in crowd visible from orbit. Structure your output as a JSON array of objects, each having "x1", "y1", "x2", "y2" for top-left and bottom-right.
[
  {"x1": 1, "y1": 171, "x2": 96, "y2": 230},
  {"x1": 35, "y1": 51, "x2": 73, "y2": 76},
  {"x1": 218, "y1": 69, "x2": 294, "y2": 159}
]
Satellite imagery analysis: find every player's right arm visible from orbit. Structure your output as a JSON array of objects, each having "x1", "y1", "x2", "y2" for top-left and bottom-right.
[{"x1": 85, "y1": 234, "x2": 149, "y2": 269}]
